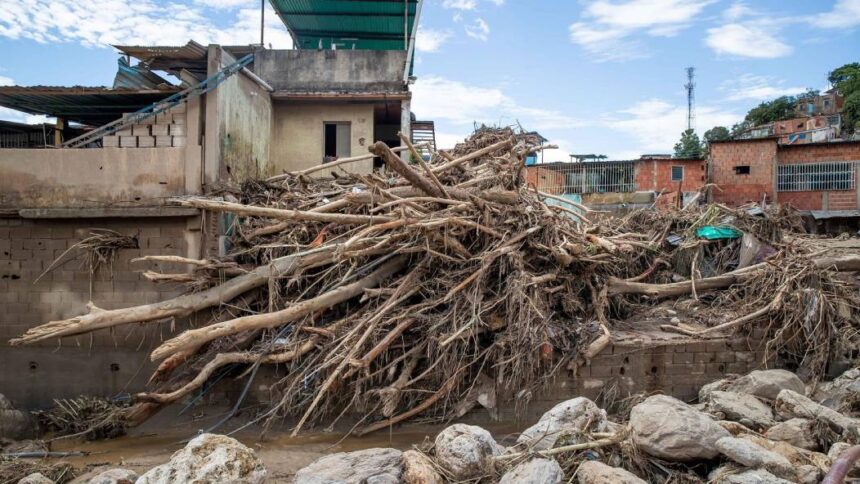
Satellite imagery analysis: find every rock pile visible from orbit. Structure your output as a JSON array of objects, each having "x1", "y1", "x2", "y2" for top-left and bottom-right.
[{"x1": 288, "y1": 367, "x2": 860, "y2": 483}]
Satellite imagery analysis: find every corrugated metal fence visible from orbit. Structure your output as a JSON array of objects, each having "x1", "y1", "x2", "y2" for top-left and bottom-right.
[{"x1": 777, "y1": 161, "x2": 857, "y2": 192}]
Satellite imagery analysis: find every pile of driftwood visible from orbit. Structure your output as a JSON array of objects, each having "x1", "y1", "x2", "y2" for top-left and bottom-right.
[{"x1": 10, "y1": 127, "x2": 860, "y2": 437}]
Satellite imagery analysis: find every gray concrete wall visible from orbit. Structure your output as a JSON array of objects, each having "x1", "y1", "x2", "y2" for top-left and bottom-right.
[
  {"x1": 254, "y1": 50, "x2": 407, "y2": 93},
  {"x1": 0, "y1": 148, "x2": 187, "y2": 208}
]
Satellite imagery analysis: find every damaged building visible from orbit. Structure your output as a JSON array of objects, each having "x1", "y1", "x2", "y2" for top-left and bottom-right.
[{"x1": 0, "y1": 2, "x2": 429, "y2": 407}]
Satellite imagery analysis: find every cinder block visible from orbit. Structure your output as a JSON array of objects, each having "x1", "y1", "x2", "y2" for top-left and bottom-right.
[
  {"x1": 169, "y1": 124, "x2": 185, "y2": 136},
  {"x1": 172, "y1": 136, "x2": 186, "y2": 147},
  {"x1": 171, "y1": 114, "x2": 186, "y2": 125},
  {"x1": 155, "y1": 113, "x2": 172, "y2": 124},
  {"x1": 137, "y1": 136, "x2": 155, "y2": 148},
  {"x1": 102, "y1": 135, "x2": 119, "y2": 147},
  {"x1": 155, "y1": 136, "x2": 173, "y2": 147},
  {"x1": 132, "y1": 125, "x2": 150, "y2": 136},
  {"x1": 115, "y1": 128, "x2": 133, "y2": 137},
  {"x1": 119, "y1": 136, "x2": 137, "y2": 148},
  {"x1": 151, "y1": 124, "x2": 170, "y2": 136}
]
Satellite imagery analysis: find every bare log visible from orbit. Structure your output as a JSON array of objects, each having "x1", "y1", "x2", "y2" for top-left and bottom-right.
[
  {"x1": 267, "y1": 144, "x2": 422, "y2": 180},
  {"x1": 9, "y1": 246, "x2": 338, "y2": 345},
  {"x1": 369, "y1": 142, "x2": 445, "y2": 198},
  {"x1": 150, "y1": 256, "x2": 408, "y2": 361},
  {"x1": 430, "y1": 138, "x2": 514, "y2": 174},
  {"x1": 173, "y1": 198, "x2": 394, "y2": 225}
]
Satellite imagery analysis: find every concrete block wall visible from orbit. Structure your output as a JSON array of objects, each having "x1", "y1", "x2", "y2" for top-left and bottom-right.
[
  {"x1": 709, "y1": 139, "x2": 777, "y2": 206},
  {"x1": 0, "y1": 216, "x2": 197, "y2": 408},
  {"x1": 102, "y1": 104, "x2": 187, "y2": 149}
]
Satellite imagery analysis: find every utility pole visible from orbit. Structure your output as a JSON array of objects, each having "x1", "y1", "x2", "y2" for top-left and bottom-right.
[
  {"x1": 685, "y1": 67, "x2": 696, "y2": 132},
  {"x1": 260, "y1": 0, "x2": 265, "y2": 47}
]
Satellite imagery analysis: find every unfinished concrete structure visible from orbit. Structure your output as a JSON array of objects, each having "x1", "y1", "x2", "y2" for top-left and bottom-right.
[{"x1": 0, "y1": 0, "x2": 424, "y2": 407}]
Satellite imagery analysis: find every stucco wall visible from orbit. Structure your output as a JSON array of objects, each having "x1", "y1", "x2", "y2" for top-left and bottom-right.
[
  {"x1": 218, "y1": 64, "x2": 272, "y2": 180},
  {"x1": 270, "y1": 102, "x2": 374, "y2": 175},
  {"x1": 255, "y1": 50, "x2": 407, "y2": 93},
  {"x1": 0, "y1": 147, "x2": 186, "y2": 208}
]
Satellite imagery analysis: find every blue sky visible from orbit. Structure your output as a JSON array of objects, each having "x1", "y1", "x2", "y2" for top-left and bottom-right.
[{"x1": 1, "y1": 0, "x2": 858, "y2": 160}]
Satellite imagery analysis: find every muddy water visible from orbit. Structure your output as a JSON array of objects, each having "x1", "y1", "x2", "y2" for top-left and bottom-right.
[{"x1": 51, "y1": 416, "x2": 524, "y2": 481}]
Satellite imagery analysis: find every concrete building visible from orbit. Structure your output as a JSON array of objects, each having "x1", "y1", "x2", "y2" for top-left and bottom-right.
[
  {"x1": 709, "y1": 137, "x2": 860, "y2": 219},
  {"x1": 0, "y1": 1, "x2": 424, "y2": 407}
]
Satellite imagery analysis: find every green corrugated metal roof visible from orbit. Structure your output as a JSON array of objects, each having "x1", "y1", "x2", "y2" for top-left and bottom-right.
[{"x1": 270, "y1": 0, "x2": 419, "y2": 50}]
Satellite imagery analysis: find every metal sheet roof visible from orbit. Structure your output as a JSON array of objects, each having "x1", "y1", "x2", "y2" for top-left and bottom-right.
[
  {"x1": 270, "y1": 0, "x2": 420, "y2": 50},
  {"x1": 0, "y1": 86, "x2": 180, "y2": 126}
]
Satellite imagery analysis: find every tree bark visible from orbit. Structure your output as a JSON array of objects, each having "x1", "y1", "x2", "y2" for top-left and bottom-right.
[
  {"x1": 173, "y1": 198, "x2": 394, "y2": 225},
  {"x1": 369, "y1": 142, "x2": 445, "y2": 198}
]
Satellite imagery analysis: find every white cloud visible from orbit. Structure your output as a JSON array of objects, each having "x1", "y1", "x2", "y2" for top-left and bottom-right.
[
  {"x1": 720, "y1": 74, "x2": 807, "y2": 101},
  {"x1": 705, "y1": 21, "x2": 791, "y2": 59},
  {"x1": 443, "y1": 0, "x2": 477, "y2": 10},
  {"x1": 465, "y1": 18, "x2": 490, "y2": 41},
  {"x1": 416, "y1": 28, "x2": 452, "y2": 53},
  {"x1": 435, "y1": 131, "x2": 469, "y2": 150},
  {"x1": 0, "y1": 75, "x2": 13, "y2": 86},
  {"x1": 0, "y1": 0, "x2": 292, "y2": 49},
  {"x1": 411, "y1": 76, "x2": 584, "y2": 132},
  {"x1": 568, "y1": 0, "x2": 714, "y2": 61},
  {"x1": 604, "y1": 98, "x2": 741, "y2": 154},
  {"x1": 723, "y1": 1, "x2": 755, "y2": 21},
  {"x1": 812, "y1": 0, "x2": 860, "y2": 29},
  {"x1": 194, "y1": 0, "x2": 254, "y2": 8}
]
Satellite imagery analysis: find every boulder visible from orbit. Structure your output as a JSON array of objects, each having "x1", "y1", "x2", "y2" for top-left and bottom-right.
[
  {"x1": 715, "y1": 436, "x2": 795, "y2": 480},
  {"x1": 137, "y1": 433, "x2": 265, "y2": 484},
  {"x1": 499, "y1": 458, "x2": 564, "y2": 484},
  {"x1": 710, "y1": 467, "x2": 793, "y2": 484},
  {"x1": 705, "y1": 391, "x2": 775, "y2": 429},
  {"x1": 435, "y1": 424, "x2": 502, "y2": 480},
  {"x1": 795, "y1": 464, "x2": 822, "y2": 484},
  {"x1": 516, "y1": 397, "x2": 607, "y2": 450},
  {"x1": 0, "y1": 394, "x2": 31, "y2": 440},
  {"x1": 699, "y1": 377, "x2": 732, "y2": 401},
  {"x1": 775, "y1": 389, "x2": 860, "y2": 431},
  {"x1": 726, "y1": 370, "x2": 805, "y2": 400},
  {"x1": 815, "y1": 367, "x2": 860, "y2": 409},
  {"x1": 18, "y1": 474, "x2": 53, "y2": 484},
  {"x1": 764, "y1": 418, "x2": 818, "y2": 450},
  {"x1": 402, "y1": 450, "x2": 442, "y2": 484},
  {"x1": 828, "y1": 442, "x2": 860, "y2": 474},
  {"x1": 294, "y1": 448, "x2": 402, "y2": 484},
  {"x1": 575, "y1": 461, "x2": 645, "y2": 484},
  {"x1": 87, "y1": 468, "x2": 138, "y2": 484},
  {"x1": 629, "y1": 394, "x2": 730, "y2": 461}
]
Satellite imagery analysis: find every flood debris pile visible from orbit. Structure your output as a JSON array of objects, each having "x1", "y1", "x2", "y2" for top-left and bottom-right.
[
  {"x1": 8, "y1": 127, "x2": 860, "y2": 438},
  {"x1": 292, "y1": 368, "x2": 860, "y2": 483}
]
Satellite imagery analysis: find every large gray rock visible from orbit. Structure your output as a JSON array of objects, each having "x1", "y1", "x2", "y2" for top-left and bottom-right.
[
  {"x1": 87, "y1": 468, "x2": 138, "y2": 484},
  {"x1": 499, "y1": 458, "x2": 564, "y2": 484},
  {"x1": 294, "y1": 448, "x2": 402, "y2": 484},
  {"x1": 516, "y1": 397, "x2": 607, "y2": 450},
  {"x1": 699, "y1": 378, "x2": 732, "y2": 401},
  {"x1": 709, "y1": 467, "x2": 793, "y2": 484},
  {"x1": 137, "y1": 433, "x2": 266, "y2": 484},
  {"x1": 575, "y1": 461, "x2": 645, "y2": 484},
  {"x1": 796, "y1": 464, "x2": 823, "y2": 484},
  {"x1": 726, "y1": 370, "x2": 805, "y2": 400},
  {"x1": 17, "y1": 474, "x2": 53, "y2": 484},
  {"x1": 815, "y1": 367, "x2": 860, "y2": 409},
  {"x1": 629, "y1": 394, "x2": 730, "y2": 461},
  {"x1": 402, "y1": 450, "x2": 442, "y2": 484},
  {"x1": 435, "y1": 424, "x2": 502, "y2": 480},
  {"x1": 0, "y1": 394, "x2": 31, "y2": 440},
  {"x1": 715, "y1": 436, "x2": 795, "y2": 480},
  {"x1": 764, "y1": 418, "x2": 817, "y2": 450},
  {"x1": 775, "y1": 389, "x2": 860, "y2": 431},
  {"x1": 705, "y1": 391, "x2": 775, "y2": 429}
]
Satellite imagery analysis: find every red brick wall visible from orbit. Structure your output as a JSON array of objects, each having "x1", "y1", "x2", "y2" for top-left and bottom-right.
[
  {"x1": 525, "y1": 167, "x2": 566, "y2": 194},
  {"x1": 776, "y1": 142, "x2": 860, "y2": 210},
  {"x1": 709, "y1": 139, "x2": 777, "y2": 206}
]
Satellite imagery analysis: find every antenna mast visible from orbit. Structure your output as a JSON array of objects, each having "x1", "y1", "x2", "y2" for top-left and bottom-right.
[{"x1": 685, "y1": 66, "x2": 696, "y2": 132}]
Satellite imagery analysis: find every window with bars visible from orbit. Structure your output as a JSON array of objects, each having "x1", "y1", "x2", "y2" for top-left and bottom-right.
[
  {"x1": 777, "y1": 161, "x2": 856, "y2": 192},
  {"x1": 671, "y1": 165, "x2": 684, "y2": 182}
]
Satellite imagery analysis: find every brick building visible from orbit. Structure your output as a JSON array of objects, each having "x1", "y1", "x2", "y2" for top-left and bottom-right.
[{"x1": 709, "y1": 138, "x2": 860, "y2": 214}]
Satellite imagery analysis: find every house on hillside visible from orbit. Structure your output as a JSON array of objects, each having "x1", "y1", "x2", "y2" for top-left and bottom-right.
[{"x1": 0, "y1": 1, "x2": 427, "y2": 407}]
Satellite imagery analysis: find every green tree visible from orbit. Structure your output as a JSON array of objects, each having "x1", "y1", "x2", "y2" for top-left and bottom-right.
[
  {"x1": 844, "y1": 91, "x2": 860, "y2": 135},
  {"x1": 829, "y1": 63, "x2": 860, "y2": 133},
  {"x1": 730, "y1": 121, "x2": 750, "y2": 137},
  {"x1": 745, "y1": 96, "x2": 797, "y2": 126},
  {"x1": 703, "y1": 126, "x2": 731, "y2": 143},
  {"x1": 673, "y1": 129, "x2": 704, "y2": 159}
]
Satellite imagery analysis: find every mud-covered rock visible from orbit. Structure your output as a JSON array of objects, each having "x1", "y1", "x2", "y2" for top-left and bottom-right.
[
  {"x1": 137, "y1": 433, "x2": 266, "y2": 484},
  {"x1": 516, "y1": 397, "x2": 607, "y2": 450},
  {"x1": 435, "y1": 424, "x2": 502, "y2": 480},
  {"x1": 402, "y1": 450, "x2": 442, "y2": 484},
  {"x1": 795, "y1": 464, "x2": 822, "y2": 484},
  {"x1": 705, "y1": 391, "x2": 774, "y2": 429},
  {"x1": 86, "y1": 468, "x2": 138, "y2": 484},
  {"x1": 715, "y1": 436, "x2": 795, "y2": 480},
  {"x1": 629, "y1": 394, "x2": 730, "y2": 461},
  {"x1": 575, "y1": 461, "x2": 645, "y2": 484},
  {"x1": 295, "y1": 448, "x2": 402, "y2": 484},
  {"x1": 499, "y1": 458, "x2": 563, "y2": 484},
  {"x1": 726, "y1": 370, "x2": 805, "y2": 400},
  {"x1": 775, "y1": 389, "x2": 860, "y2": 431},
  {"x1": 709, "y1": 467, "x2": 793, "y2": 484},
  {"x1": 0, "y1": 394, "x2": 31, "y2": 440},
  {"x1": 699, "y1": 378, "x2": 732, "y2": 401},
  {"x1": 764, "y1": 418, "x2": 817, "y2": 450},
  {"x1": 18, "y1": 473, "x2": 53, "y2": 484}
]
